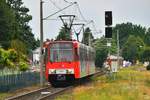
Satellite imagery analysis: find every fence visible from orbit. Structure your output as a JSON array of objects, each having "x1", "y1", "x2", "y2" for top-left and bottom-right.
[
  {"x1": 0, "y1": 72, "x2": 41, "y2": 92},
  {"x1": 0, "y1": 69, "x2": 20, "y2": 76}
]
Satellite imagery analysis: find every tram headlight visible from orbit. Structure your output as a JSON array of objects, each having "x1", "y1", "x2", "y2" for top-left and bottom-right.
[
  {"x1": 67, "y1": 69, "x2": 74, "y2": 74},
  {"x1": 49, "y1": 69, "x2": 56, "y2": 74}
]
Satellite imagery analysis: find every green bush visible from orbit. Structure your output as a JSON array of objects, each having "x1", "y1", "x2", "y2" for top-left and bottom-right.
[
  {"x1": 0, "y1": 48, "x2": 16, "y2": 69},
  {"x1": 0, "y1": 48, "x2": 8, "y2": 69},
  {"x1": 20, "y1": 54, "x2": 28, "y2": 62},
  {"x1": 0, "y1": 48, "x2": 5, "y2": 69},
  {"x1": 8, "y1": 49, "x2": 17, "y2": 62},
  {"x1": 19, "y1": 61, "x2": 29, "y2": 71},
  {"x1": 6, "y1": 59, "x2": 15, "y2": 69},
  {"x1": 0, "y1": 48, "x2": 29, "y2": 70}
]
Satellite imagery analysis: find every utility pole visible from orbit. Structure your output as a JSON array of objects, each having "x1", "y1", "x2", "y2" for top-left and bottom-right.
[
  {"x1": 40, "y1": 0, "x2": 44, "y2": 86},
  {"x1": 117, "y1": 30, "x2": 120, "y2": 69}
]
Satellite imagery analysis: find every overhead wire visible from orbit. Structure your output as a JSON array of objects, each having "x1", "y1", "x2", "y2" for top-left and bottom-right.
[
  {"x1": 91, "y1": 21, "x2": 99, "y2": 33},
  {"x1": 49, "y1": 0, "x2": 62, "y2": 10},
  {"x1": 74, "y1": 3, "x2": 100, "y2": 35},
  {"x1": 63, "y1": 0, "x2": 74, "y2": 4},
  {"x1": 46, "y1": 0, "x2": 87, "y2": 23},
  {"x1": 45, "y1": 0, "x2": 100, "y2": 37},
  {"x1": 48, "y1": 0, "x2": 68, "y2": 16},
  {"x1": 43, "y1": 2, "x2": 77, "y2": 20},
  {"x1": 76, "y1": 3, "x2": 87, "y2": 22}
]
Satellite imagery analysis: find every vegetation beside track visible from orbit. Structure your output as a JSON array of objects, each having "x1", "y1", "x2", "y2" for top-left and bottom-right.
[
  {"x1": 56, "y1": 65, "x2": 150, "y2": 100},
  {"x1": 0, "y1": 84, "x2": 43, "y2": 100},
  {"x1": 0, "y1": 93, "x2": 11, "y2": 100}
]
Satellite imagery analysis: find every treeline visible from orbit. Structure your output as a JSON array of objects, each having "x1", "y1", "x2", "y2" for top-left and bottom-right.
[
  {"x1": 113, "y1": 22, "x2": 150, "y2": 63},
  {"x1": 0, "y1": 0, "x2": 39, "y2": 70},
  {"x1": 94, "y1": 22, "x2": 150, "y2": 67}
]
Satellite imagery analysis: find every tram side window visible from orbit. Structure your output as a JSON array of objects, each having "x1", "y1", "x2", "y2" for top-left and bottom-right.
[{"x1": 79, "y1": 47, "x2": 83, "y2": 61}]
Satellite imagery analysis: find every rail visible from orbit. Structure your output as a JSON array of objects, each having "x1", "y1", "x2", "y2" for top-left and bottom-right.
[{"x1": 6, "y1": 70, "x2": 105, "y2": 100}]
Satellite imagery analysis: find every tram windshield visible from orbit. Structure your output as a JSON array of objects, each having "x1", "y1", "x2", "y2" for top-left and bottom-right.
[{"x1": 50, "y1": 43, "x2": 73, "y2": 62}]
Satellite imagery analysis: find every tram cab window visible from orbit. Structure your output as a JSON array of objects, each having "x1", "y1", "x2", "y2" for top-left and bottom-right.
[{"x1": 50, "y1": 43, "x2": 73, "y2": 62}]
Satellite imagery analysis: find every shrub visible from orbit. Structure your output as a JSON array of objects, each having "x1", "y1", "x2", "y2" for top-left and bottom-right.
[
  {"x1": 8, "y1": 49, "x2": 17, "y2": 62},
  {"x1": 19, "y1": 61, "x2": 29, "y2": 71},
  {"x1": 0, "y1": 48, "x2": 29, "y2": 71},
  {"x1": 6, "y1": 59, "x2": 15, "y2": 69},
  {"x1": 0, "y1": 48, "x2": 5, "y2": 69},
  {"x1": 0, "y1": 48, "x2": 16, "y2": 69},
  {"x1": 0, "y1": 48, "x2": 8, "y2": 69},
  {"x1": 20, "y1": 54, "x2": 28, "y2": 62}
]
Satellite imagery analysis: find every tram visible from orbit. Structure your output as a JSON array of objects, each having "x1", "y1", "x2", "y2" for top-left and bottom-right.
[{"x1": 44, "y1": 40, "x2": 96, "y2": 86}]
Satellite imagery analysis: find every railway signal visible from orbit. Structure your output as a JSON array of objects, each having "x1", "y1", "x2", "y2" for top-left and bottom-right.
[
  {"x1": 105, "y1": 27, "x2": 112, "y2": 38},
  {"x1": 105, "y1": 11, "x2": 112, "y2": 26},
  {"x1": 105, "y1": 11, "x2": 112, "y2": 38}
]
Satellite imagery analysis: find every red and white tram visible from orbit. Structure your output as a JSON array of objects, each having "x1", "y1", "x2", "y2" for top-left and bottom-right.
[{"x1": 44, "y1": 40, "x2": 96, "y2": 86}]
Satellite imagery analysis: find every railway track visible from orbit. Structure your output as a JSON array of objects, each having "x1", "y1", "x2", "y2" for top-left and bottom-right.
[
  {"x1": 6, "y1": 71, "x2": 105, "y2": 100},
  {"x1": 6, "y1": 86, "x2": 73, "y2": 100},
  {"x1": 39, "y1": 86, "x2": 72, "y2": 100}
]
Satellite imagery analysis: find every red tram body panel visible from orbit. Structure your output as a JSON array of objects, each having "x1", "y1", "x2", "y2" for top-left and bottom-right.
[{"x1": 44, "y1": 40, "x2": 95, "y2": 85}]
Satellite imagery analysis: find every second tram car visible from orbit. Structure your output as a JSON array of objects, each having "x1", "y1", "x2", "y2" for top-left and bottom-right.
[{"x1": 44, "y1": 40, "x2": 95, "y2": 86}]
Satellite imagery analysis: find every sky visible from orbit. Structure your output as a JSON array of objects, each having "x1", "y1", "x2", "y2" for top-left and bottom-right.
[{"x1": 22, "y1": 0, "x2": 150, "y2": 40}]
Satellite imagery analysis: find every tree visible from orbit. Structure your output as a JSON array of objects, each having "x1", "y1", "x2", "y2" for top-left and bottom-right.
[
  {"x1": 0, "y1": 0, "x2": 17, "y2": 49},
  {"x1": 142, "y1": 47, "x2": 150, "y2": 61},
  {"x1": 10, "y1": 39, "x2": 27, "y2": 61},
  {"x1": 82, "y1": 27, "x2": 94, "y2": 45},
  {"x1": 144, "y1": 28, "x2": 150, "y2": 46},
  {"x1": 93, "y1": 37, "x2": 108, "y2": 67},
  {"x1": 95, "y1": 48, "x2": 108, "y2": 68},
  {"x1": 122, "y1": 35, "x2": 145, "y2": 63},
  {"x1": 113, "y1": 22, "x2": 146, "y2": 49},
  {"x1": 93, "y1": 36, "x2": 119, "y2": 67},
  {"x1": 110, "y1": 38, "x2": 117, "y2": 55},
  {"x1": 56, "y1": 26, "x2": 71, "y2": 40},
  {"x1": 7, "y1": 0, "x2": 39, "y2": 52}
]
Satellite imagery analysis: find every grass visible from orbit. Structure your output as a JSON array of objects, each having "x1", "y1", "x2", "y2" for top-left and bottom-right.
[
  {"x1": 0, "y1": 93, "x2": 11, "y2": 100},
  {"x1": 56, "y1": 65, "x2": 150, "y2": 100}
]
